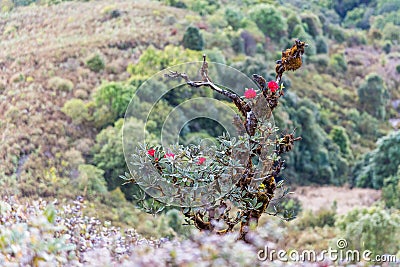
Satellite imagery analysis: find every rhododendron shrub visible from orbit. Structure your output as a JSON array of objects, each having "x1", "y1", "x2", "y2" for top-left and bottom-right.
[{"x1": 123, "y1": 40, "x2": 307, "y2": 241}]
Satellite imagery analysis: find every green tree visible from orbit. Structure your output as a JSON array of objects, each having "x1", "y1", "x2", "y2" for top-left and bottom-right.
[
  {"x1": 329, "y1": 126, "x2": 352, "y2": 157},
  {"x1": 92, "y1": 118, "x2": 154, "y2": 199},
  {"x1": 77, "y1": 164, "x2": 107, "y2": 200},
  {"x1": 357, "y1": 73, "x2": 388, "y2": 120},
  {"x1": 354, "y1": 131, "x2": 400, "y2": 188},
  {"x1": 329, "y1": 53, "x2": 347, "y2": 73},
  {"x1": 224, "y1": 7, "x2": 243, "y2": 30},
  {"x1": 282, "y1": 98, "x2": 349, "y2": 185},
  {"x1": 343, "y1": 5, "x2": 373, "y2": 29},
  {"x1": 286, "y1": 13, "x2": 301, "y2": 36},
  {"x1": 92, "y1": 119, "x2": 126, "y2": 191},
  {"x1": 336, "y1": 205, "x2": 400, "y2": 255},
  {"x1": 249, "y1": 4, "x2": 287, "y2": 42},
  {"x1": 315, "y1": 36, "x2": 329, "y2": 54},
  {"x1": 61, "y1": 98, "x2": 90, "y2": 124},
  {"x1": 182, "y1": 26, "x2": 204, "y2": 51},
  {"x1": 86, "y1": 53, "x2": 105, "y2": 73},
  {"x1": 301, "y1": 13, "x2": 322, "y2": 37},
  {"x1": 377, "y1": 0, "x2": 400, "y2": 14},
  {"x1": 333, "y1": 0, "x2": 372, "y2": 19},
  {"x1": 382, "y1": 167, "x2": 400, "y2": 209},
  {"x1": 127, "y1": 45, "x2": 202, "y2": 76},
  {"x1": 93, "y1": 82, "x2": 134, "y2": 128},
  {"x1": 382, "y1": 22, "x2": 400, "y2": 44}
]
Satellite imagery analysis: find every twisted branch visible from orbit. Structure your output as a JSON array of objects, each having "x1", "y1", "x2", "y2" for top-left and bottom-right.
[{"x1": 164, "y1": 40, "x2": 306, "y2": 241}]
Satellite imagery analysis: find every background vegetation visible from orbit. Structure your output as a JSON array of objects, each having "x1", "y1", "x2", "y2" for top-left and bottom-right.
[{"x1": 0, "y1": 0, "x2": 399, "y2": 265}]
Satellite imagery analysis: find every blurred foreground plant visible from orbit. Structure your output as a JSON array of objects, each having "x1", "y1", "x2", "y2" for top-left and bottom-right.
[{"x1": 123, "y1": 40, "x2": 308, "y2": 241}]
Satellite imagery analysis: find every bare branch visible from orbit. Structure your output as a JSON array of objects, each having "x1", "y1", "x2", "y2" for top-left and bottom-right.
[{"x1": 164, "y1": 57, "x2": 256, "y2": 135}]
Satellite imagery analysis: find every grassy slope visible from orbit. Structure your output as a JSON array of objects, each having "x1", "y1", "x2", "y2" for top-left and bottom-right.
[
  {"x1": 0, "y1": 0, "x2": 185, "y2": 184},
  {"x1": 1, "y1": 0, "x2": 396, "y2": 234},
  {"x1": 294, "y1": 185, "x2": 381, "y2": 215},
  {"x1": 0, "y1": 0, "x2": 189, "y2": 232}
]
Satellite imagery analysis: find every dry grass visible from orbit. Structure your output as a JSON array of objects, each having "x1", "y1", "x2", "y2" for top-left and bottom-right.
[
  {"x1": 294, "y1": 185, "x2": 381, "y2": 214},
  {"x1": 0, "y1": 0, "x2": 191, "y2": 190}
]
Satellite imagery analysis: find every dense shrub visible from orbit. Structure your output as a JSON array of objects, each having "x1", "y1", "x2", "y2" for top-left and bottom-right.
[
  {"x1": 327, "y1": 25, "x2": 346, "y2": 43},
  {"x1": 231, "y1": 56, "x2": 267, "y2": 77},
  {"x1": 282, "y1": 98, "x2": 349, "y2": 185},
  {"x1": 345, "y1": 29, "x2": 367, "y2": 47},
  {"x1": 382, "y1": 167, "x2": 400, "y2": 209},
  {"x1": 61, "y1": 98, "x2": 90, "y2": 124},
  {"x1": 377, "y1": 0, "x2": 400, "y2": 14},
  {"x1": 333, "y1": 0, "x2": 367, "y2": 19},
  {"x1": 286, "y1": 13, "x2": 302, "y2": 36},
  {"x1": 315, "y1": 36, "x2": 328, "y2": 54},
  {"x1": 301, "y1": 13, "x2": 322, "y2": 37},
  {"x1": 368, "y1": 28, "x2": 383, "y2": 43},
  {"x1": 381, "y1": 41, "x2": 391, "y2": 54},
  {"x1": 336, "y1": 205, "x2": 400, "y2": 255},
  {"x1": 231, "y1": 32, "x2": 245, "y2": 54},
  {"x1": 298, "y1": 208, "x2": 337, "y2": 230},
  {"x1": 357, "y1": 73, "x2": 388, "y2": 120},
  {"x1": 249, "y1": 4, "x2": 287, "y2": 42},
  {"x1": 382, "y1": 22, "x2": 400, "y2": 44},
  {"x1": 203, "y1": 30, "x2": 230, "y2": 50},
  {"x1": 92, "y1": 119, "x2": 126, "y2": 191},
  {"x1": 343, "y1": 5, "x2": 373, "y2": 29},
  {"x1": 310, "y1": 55, "x2": 329, "y2": 71},
  {"x1": 329, "y1": 53, "x2": 348, "y2": 73},
  {"x1": 186, "y1": 0, "x2": 220, "y2": 15},
  {"x1": 347, "y1": 109, "x2": 380, "y2": 138},
  {"x1": 47, "y1": 76, "x2": 74, "y2": 91},
  {"x1": 371, "y1": 12, "x2": 400, "y2": 36},
  {"x1": 92, "y1": 118, "x2": 152, "y2": 199},
  {"x1": 279, "y1": 197, "x2": 302, "y2": 218},
  {"x1": 182, "y1": 26, "x2": 204, "y2": 51},
  {"x1": 127, "y1": 45, "x2": 202, "y2": 76},
  {"x1": 329, "y1": 126, "x2": 352, "y2": 157},
  {"x1": 92, "y1": 82, "x2": 134, "y2": 128},
  {"x1": 224, "y1": 7, "x2": 243, "y2": 30},
  {"x1": 86, "y1": 53, "x2": 105, "y2": 73},
  {"x1": 354, "y1": 131, "x2": 400, "y2": 188},
  {"x1": 164, "y1": 0, "x2": 186, "y2": 8},
  {"x1": 77, "y1": 164, "x2": 108, "y2": 200}
]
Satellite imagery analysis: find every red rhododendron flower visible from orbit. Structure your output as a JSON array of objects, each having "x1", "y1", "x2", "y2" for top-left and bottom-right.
[
  {"x1": 164, "y1": 153, "x2": 175, "y2": 159},
  {"x1": 268, "y1": 81, "x2": 279, "y2": 93},
  {"x1": 197, "y1": 157, "x2": 206, "y2": 165},
  {"x1": 147, "y1": 148, "x2": 155, "y2": 157},
  {"x1": 244, "y1": 88, "x2": 257, "y2": 99}
]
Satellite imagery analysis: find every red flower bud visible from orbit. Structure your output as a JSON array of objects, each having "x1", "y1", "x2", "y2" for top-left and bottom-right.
[
  {"x1": 268, "y1": 81, "x2": 279, "y2": 93},
  {"x1": 147, "y1": 148, "x2": 155, "y2": 157},
  {"x1": 197, "y1": 157, "x2": 206, "y2": 165},
  {"x1": 244, "y1": 88, "x2": 257, "y2": 99},
  {"x1": 164, "y1": 153, "x2": 175, "y2": 159}
]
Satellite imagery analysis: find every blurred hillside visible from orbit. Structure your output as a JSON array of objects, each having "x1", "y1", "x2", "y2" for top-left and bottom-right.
[
  {"x1": 1, "y1": 0, "x2": 400, "y2": 265},
  {"x1": 0, "y1": 1, "x2": 400, "y2": 196},
  {"x1": 0, "y1": 0, "x2": 399, "y2": 241}
]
